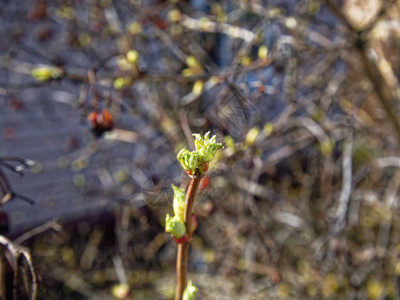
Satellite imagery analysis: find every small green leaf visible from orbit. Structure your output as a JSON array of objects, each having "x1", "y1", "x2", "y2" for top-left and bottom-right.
[
  {"x1": 172, "y1": 184, "x2": 185, "y2": 221},
  {"x1": 165, "y1": 214, "x2": 186, "y2": 238}
]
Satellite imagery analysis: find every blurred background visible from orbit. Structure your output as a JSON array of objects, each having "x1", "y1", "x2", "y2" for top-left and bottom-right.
[{"x1": 1, "y1": 0, "x2": 400, "y2": 299}]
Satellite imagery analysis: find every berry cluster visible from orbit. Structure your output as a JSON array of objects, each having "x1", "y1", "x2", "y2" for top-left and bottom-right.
[{"x1": 88, "y1": 109, "x2": 114, "y2": 137}]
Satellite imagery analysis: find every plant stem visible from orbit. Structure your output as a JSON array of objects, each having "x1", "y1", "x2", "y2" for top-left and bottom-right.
[
  {"x1": 175, "y1": 174, "x2": 202, "y2": 300},
  {"x1": 175, "y1": 242, "x2": 189, "y2": 300}
]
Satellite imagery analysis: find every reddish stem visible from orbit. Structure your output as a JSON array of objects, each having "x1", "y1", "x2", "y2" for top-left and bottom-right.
[{"x1": 175, "y1": 174, "x2": 202, "y2": 300}]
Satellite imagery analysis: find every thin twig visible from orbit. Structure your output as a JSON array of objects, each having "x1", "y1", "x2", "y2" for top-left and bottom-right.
[
  {"x1": 11, "y1": 192, "x2": 36, "y2": 205},
  {"x1": 112, "y1": 255, "x2": 128, "y2": 285},
  {"x1": 376, "y1": 169, "x2": 400, "y2": 257},
  {"x1": 180, "y1": 14, "x2": 255, "y2": 42},
  {"x1": 0, "y1": 235, "x2": 38, "y2": 300},
  {"x1": 15, "y1": 220, "x2": 62, "y2": 245},
  {"x1": 0, "y1": 251, "x2": 5, "y2": 299},
  {"x1": 325, "y1": 0, "x2": 400, "y2": 144},
  {"x1": 376, "y1": 156, "x2": 400, "y2": 168},
  {"x1": 332, "y1": 134, "x2": 353, "y2": 234}
]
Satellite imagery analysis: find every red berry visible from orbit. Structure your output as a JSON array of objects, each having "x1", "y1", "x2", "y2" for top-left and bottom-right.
[
  {"x1": 88, "y1": 109, "x2": 114, "y2": 137},
  {"x1": 88, "y1": 111, "x2": 98, "y2": 125},
  {"x1": 102, "y1": 109, "x2": 114, "y2": 130}
]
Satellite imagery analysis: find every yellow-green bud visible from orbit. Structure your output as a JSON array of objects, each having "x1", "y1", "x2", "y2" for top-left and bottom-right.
[
  {"x1": 258, "y1": 45, "x2": 268, "y2": 60},
  {"x1": 192, "y1": 80, "x2": 204, "y2": 96},
  {"x1": 111, "y1": 283, "x2": 130, "y2": 299},
  {"x1": 186, "y1": 55, "x2": 200, "y2": 69},
  {"x1": 193, "y1": 131, "x2": 224, "y2": 163},
  {"x1": 172, "y1": 184, "x2": 185, "y2": 221},
  {"x1": 183, "y1": 280, "x2": 198, "y2": 300},
  {"x1": 168, "y1": 9, "x2": 182, "y2": 23},
  {"x1": 165, "y1": 214, "x2": 186, "y2": 238},
  {"x1": 177, "y1": 149, "x2": 199, "y2": 172},
  {"x1": 263, "y1": 123, "x2": 274, "y2": 136},
  {"x1": 128, "y1": 22, "x2": 142, "y2": 35},
  {"x1": 31, "y1": 66, "x2": 63, "y2": 81},
  {"x1": 113, "y1": 77, "x2": 131, "y2": 89},
  {"x1": 126, "y1": 50, "x2": 139, "y2": 64},
  {"x1": 177, "y1": 132, "x2": 223, "y2": 173},
  {"x1": 245, "y1": 126, "x2": 260, "y2": 146}
]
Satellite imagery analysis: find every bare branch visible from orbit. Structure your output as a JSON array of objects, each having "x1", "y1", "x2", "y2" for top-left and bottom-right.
[{"x1": 0, "y1": 235, "x2": 38, "y2": 300}]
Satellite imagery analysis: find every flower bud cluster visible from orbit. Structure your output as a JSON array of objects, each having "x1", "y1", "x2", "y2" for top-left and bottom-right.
[{"x1": 177, "y1": 132, "x2": 223, "y2": 174}]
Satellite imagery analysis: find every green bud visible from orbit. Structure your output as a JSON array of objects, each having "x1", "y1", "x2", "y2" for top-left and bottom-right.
[
  {"x1": 126, "y1": 50, "x2": 139, "y2": 64},
  {"x1": 177, "y1": 149, "x2": 199, "y2": 172},
  {"x1": 263, "y1": 123, "x2": 274, "y2": 136},
  {"x1": 177, "y1": 132, "x2": 223, "y2": 173},
  {"x1": 224, "y1": 135, "x2": 235, "y2": 149},
  {"x1": 183, "y1": 280, "x2": 198, "y2": 300},
  {"x1": 113, "y1": 77, "x2": 131, "y2": 89},
  {"x1": 172, "y1": 185, "x2": 186, "y2": 221},
  {"x1": 244, "y1": 126, "x2": 260, "y2": 146},
  {"x1": 186, "y1": 55, "x2": 200, "y2": 69},
  {"x1": 258, "y1": 45, "x2": 268, "y2": 60},
  {"x1": 111, "y1": 283, "x2": 130, "y2": 299},
  {"x1": 165, "y1": 214, "x2": 186, "y2": 238},
  {"x1": 319, "y1": 139, "x2": 333, "y2": 157},
  {"x1": 31, "y1": 66, "x2": 63, "y2": 81},
  {"x1": 192, "y1": 131, "x2": 223, "y2": 163},
  {"x1": 168, "y1": 9, "x2": 182, "y2": 23}
]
